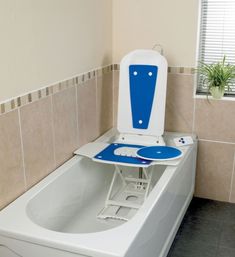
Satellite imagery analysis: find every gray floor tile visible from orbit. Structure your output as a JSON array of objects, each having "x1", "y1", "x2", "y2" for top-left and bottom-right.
[
  {"x1": 177, "y1": 215, "x2": 222, "y2": 246},
  {"x1": 167, "y1": 197, "x2": 235, "y2": 257},
  {"x1": 223, "y1": 205, "x2": 235, "y2": 224},
  {"x1": 186, "y1": 197, "x2": 231, "y2": 221},
  {"x1": 217, "y1": 247, "x2": 235, "y2": 257},
  {"x1": 220, "y1": 223, "x2": 235, "y2": 249},
  {"x1": 167, "y1": 239, "x2": 217, "y2": 257}
]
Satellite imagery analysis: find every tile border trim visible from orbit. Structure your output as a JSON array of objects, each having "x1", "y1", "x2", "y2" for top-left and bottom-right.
[
  {"x1": 0, "y1": 64, "x2": 194, "y2": 116},
  {"x1": 0, "y1": 64, "x2": 113, "y2": 116},
  {"x1": 168, "y1": 66, "x2": 195, "y2": 75},
  {"x1": 112, "y1": 64, "x2": 195, "y2": 75}
]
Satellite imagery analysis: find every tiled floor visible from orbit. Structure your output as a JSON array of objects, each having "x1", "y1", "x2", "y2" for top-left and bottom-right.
[{"x1": 167, "y1": 197, "x2": 235, "y2": 257}]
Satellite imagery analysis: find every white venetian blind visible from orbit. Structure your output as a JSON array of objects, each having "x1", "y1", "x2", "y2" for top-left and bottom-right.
[{"x1": 197, "y1": 0, "x2": 235, "y2": 95}]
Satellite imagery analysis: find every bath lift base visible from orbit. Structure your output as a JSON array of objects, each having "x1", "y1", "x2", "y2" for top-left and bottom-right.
[{"x1": 98, "y1": 165, "x2": 153, "y2": 221}]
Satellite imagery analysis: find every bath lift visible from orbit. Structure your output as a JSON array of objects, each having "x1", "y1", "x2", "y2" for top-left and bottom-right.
[{"x1": 75, "y1": 49, "x2": 185, "y2": 221}]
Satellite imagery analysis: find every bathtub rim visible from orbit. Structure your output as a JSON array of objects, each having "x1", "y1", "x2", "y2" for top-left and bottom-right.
[{"x1": 0, "y1": 129, "x2": 197, "y2": 257}]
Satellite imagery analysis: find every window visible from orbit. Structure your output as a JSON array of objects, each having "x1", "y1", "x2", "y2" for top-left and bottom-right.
[{"x1": 197, "y1": 0, "x2": 235, "y2": 96}]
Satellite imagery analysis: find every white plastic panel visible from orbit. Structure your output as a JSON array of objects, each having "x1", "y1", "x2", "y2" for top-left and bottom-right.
[
  {"x1": 0, "y1": 246, "x2": 20, "y2": 257},
  {"x1": 117, "y1": 49, "x2": 168, "y2": 137}
]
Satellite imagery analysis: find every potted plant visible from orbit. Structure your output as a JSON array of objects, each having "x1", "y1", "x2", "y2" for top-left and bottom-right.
[{"x1": 196, "y1": 56, "x2": 235, "y2": 99}]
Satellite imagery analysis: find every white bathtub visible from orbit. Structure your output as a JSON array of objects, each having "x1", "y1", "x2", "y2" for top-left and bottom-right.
[{"x1": 0, "y1": 130, "x2": 197, "y2": 257}]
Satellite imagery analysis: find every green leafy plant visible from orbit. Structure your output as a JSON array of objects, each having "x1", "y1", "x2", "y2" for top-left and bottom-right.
[{"x1": 196, "y1": 56, "x2": 235, "y2": 99}]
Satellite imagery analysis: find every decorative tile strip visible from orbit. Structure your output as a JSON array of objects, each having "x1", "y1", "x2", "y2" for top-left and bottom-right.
[
  {"x1": 0, "y1": 64, "x2": 113, "y2": 116},
  {"x1": 113, "y1": 64, "x2": 120, "y2": 71},
  {"x1": 168, "y1": 66, "x2": 195, "y2": 75},
  {"x1": 0, "y1": 104, "x2": 5, "y2": 114},
  {"x1": 113, "y1": 64, "x2": 195, "y2": 75},
  {"x1": 0, "y1": 64, "x2": 194, "y2": 116}
]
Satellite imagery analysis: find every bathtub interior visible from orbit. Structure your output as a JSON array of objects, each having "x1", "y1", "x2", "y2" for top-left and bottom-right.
[{"x1": 26, "y1": 157, "x2": 166, "y2": 234}]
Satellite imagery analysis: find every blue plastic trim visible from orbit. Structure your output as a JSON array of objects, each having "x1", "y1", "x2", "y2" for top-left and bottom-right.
[
  {"x1": 129, "y1": 65, "x2": 158, "y2": 129},
  {"x1": 137, "y1": 146, "x2": 182, "y2": 160},
  {"x1": 94, "y1": 143, "x2": 152, "y2": 165}
]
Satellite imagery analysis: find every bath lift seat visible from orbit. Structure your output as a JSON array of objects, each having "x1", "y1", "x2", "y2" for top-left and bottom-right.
[{"x1": 75, "y1": 49, "x2": 183, "y2": 221}]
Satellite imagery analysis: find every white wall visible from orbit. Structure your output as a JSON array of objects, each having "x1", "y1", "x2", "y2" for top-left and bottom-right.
[
  {"x1": 113, "y1": 0, "x2": 199, "y2": 67},
  {"x1": 0, "y1": 0, "x2": 112, "y2": 102}
]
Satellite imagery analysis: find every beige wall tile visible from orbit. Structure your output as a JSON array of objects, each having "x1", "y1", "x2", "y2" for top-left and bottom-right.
[
  {"x1": 0, "y1": 110, "x2": 25, "y2": 209},
  {"x1": 113, "y1": 71, "x2": 119, "y2": 127},
  {"x1": 97, "y1": 73, "x2": 113, "y2": 134},
  {"x1": 195, "y1": 140, "x2": 235, "y2": 202},
  {"x1": 20, "y1": 97, "x2": 55, "y2": 188},
  {"x1": 113, "y1": 70, "x2": 119, "y2": 89},
  {"x1": 52, "y1": 86, "x2": 78, "y2": 167},
  {"x1": 194, "y1": 99, "x2": 235, "y2": 143},
  {"x1": 165, "y1": 74, "x2": 194, "y2": 133},
  {"x1": 77, "y1": 79, "x2": 99, "y2": 146}
]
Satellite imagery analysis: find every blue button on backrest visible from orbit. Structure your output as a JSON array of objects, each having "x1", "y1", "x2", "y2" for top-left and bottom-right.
[{"x1": 129, "y1": 65, "x2": 158, "y2": 129}]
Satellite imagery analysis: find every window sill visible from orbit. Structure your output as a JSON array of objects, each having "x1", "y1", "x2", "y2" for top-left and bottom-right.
[{"x1": 194, "y1": 94, "x2": 235, "y2": 101}]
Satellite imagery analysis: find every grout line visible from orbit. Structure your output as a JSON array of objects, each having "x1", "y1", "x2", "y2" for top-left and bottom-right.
[
  {"x1": 75, "y1": 84, "x2": 80, "y2": 147},
  {"x1": 192, "y1": 87, "x2": 196, "y2": 134},
  {"x1": 95, "y1": 69, "x2": 99, "y2": 135},
  {"x1": 229, "y1": 151, "x2": 235, "y2": 202},
  {"x1": 216, "y1": 226, "x2": 224, "y2": 256},
  {"x1": 199, "y1": 138, "x2": 235, "y2": 145},
  {"x1": 112, "y1": 70, "x2": 115, "y2": 127},
  {"x1": 17, "y1": 108, "x2": 27, "y2": 191},
  {"x1": 50, "y1": 95, "x2": 57, "y2": 168}
]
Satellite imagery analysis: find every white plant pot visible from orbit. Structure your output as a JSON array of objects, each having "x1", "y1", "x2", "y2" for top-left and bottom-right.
[{"x1": 209, "y1": 87, "x2": 225, "y2": 99}]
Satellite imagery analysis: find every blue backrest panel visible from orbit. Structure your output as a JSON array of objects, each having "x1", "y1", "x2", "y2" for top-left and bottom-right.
[{"x1": 129, "y1": 65, "x2": 158, "y2": 129}]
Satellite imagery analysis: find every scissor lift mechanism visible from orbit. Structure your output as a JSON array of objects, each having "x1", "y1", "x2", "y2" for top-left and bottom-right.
[{"x1": 98, "y1": 165, "x2": 154, "y2": 221}]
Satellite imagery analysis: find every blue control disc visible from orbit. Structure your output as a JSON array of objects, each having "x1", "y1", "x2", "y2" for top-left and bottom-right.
[{"x1": 136, "y1": 146, "x2": 182, "y2": 161}]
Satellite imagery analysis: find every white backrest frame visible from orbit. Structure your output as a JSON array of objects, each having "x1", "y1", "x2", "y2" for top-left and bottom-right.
[{"x1": 117, "y1": 49, "x2": 168, "y2": 137}]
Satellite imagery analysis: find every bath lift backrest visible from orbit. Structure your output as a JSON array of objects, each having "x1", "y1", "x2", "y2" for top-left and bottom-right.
[
  {"x1": 75, "y1": 49, "x2": 171, "y2": 167},
  {"x1": 74, "y1": 50, "x2": 180, "y2": 221},
  {"x1": 97, "y1": 51, "x2": 169, "y2": 221},
  {"x1": 117, "y1": 49, "x2": 168, "y2": 146}
]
